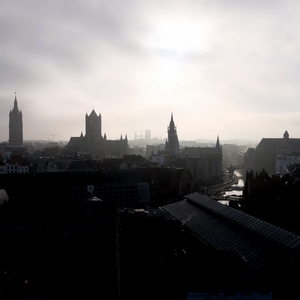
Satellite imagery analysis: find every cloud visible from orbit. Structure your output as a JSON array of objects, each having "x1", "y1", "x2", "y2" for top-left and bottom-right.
[{"x1": 1, "y1": 0, "x2": 300, "y2": 143}]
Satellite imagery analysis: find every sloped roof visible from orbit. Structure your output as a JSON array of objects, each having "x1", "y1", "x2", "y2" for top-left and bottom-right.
[
  {"x1": 257, "y1": 138, "x2": 300, "y2": 151},
  {"x1": 162, "y1": 192, "x2": 300, "y2": 270}
]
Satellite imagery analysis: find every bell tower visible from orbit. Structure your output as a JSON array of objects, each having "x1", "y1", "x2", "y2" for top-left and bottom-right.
[
  {"x1": 9, "y1": 92, "x2": 23, "y2": 146},
  {"x1": 166, "y1": 113, "x2": 180, "y2": 157}
]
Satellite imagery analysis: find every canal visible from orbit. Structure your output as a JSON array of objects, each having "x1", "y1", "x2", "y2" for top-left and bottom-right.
[{"x1": 218, "y1": 168, "x2": 246, "y2": 205}]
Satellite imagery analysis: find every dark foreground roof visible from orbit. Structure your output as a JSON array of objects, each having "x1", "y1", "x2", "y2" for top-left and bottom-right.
[{"x1": 162, "y1": 192, "x2": 300, "y2": 271}]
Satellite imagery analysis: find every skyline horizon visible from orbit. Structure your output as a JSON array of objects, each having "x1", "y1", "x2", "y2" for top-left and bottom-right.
[
  {"x1": 0, "y1": 94, "x2": 291, "y2": 145},
  {"x1": 2, "y1": 1, "x2": 300, "y2": 144}
]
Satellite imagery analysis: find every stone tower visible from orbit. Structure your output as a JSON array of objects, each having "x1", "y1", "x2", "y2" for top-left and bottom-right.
[
  {"x1": 9, "y1": 93, "x2": 23, "y2": 146},
  {"x1": 166, "y1": 113, "x2": 180, "y2": 157},
  {"x1": 85, "y1": 109, "x2": 102, "y2": 144}
]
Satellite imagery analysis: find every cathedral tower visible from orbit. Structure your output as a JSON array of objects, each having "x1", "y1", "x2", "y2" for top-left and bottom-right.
[
  {"x1": 9, "y1": 93, "x2": 23, "y2": 146},
  {"x1": 85, "y1": 109, "x2": 102, "y2": 142},
  {"x1": 165, "y1": 113, "x2": 180, "y2": 157}
]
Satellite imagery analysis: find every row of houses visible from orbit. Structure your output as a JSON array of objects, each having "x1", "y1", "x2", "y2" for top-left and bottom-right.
[{"x1": 0, "y1": 162, "x2": 29, "y2": 174}]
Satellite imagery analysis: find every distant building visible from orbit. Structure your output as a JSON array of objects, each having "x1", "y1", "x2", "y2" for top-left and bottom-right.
[
  {"x1": 165, "y1": 113, "x2": 180, "y2": 158},
  {"x1": 9, "y1": 93, "x2": 23, "y2": 146},
  {"x1": 245, "y1": 131, "x2": 300, "y2": 174},
  {"x1": 144, "y1": 129, "x2": 151, "y2": 141},
  {"x1": 222, "y1": 143, "x2": 244, "y2": 166},
  {"x1": 65, "y1": 110, "x2": 128, "y2": 158},
  {"x1": 176, "y1": 136, "x2": 223, "y2": 185},
  {"x1": 145, "y1": 144, "x2": 165, "y2": 160}
]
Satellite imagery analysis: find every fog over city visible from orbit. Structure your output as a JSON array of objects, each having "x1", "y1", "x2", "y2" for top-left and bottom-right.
[{"x1": 1, "y1": 0, "x2": 300, "y2": 143}]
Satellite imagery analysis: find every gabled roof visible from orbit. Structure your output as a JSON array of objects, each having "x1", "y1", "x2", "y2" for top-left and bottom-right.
[{"x1": 257, "y1": 138, "x2": 300, "y2": 150}]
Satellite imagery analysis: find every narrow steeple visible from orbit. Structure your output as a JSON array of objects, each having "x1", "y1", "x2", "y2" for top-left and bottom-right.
[
  {"x1": 9, "y1": 92, "x2": 23, "y2": 146},
  {"x1": 169, "y1": 112, "x2": 175, "y2": 131},
  {"x1": 14, "y1": 92, "x2": 18, "y2": 109},
  {"x1": 216, "y1": 135, "x2": 221, "y2": 149},
  {"x1": 166, "y1": 112, "x2": 179, "y2": 157}
]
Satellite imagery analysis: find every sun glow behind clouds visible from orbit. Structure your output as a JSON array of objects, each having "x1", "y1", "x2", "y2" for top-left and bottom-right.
[
  {"x1": 147, "y1": 17, "x2": 207, "y2": 87},
  {"x1": 153, "y1": 18, "x2": 206, "y2": 56}
]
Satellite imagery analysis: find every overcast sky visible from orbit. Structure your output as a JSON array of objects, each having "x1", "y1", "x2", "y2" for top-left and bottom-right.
[{"x1": 1, "y1": 0, "x2": 300, "y2": 144}]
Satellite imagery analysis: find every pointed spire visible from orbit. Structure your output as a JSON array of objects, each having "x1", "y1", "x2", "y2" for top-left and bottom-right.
[
  {"x1": 170, "y1": 112, "x2": 174, "y2": 125},
  {"x1": 125, "y1": 134, "x2": 128, "y2": 140},
  {"x1": 168, "y1": 112, "x2": 176, "y2": 131},
  {"x1": 120, "y1": 134, "x2": 123, "y2": 140},
  {"x1": 104, "y1": 133, "x2": 107, "y2": 140},
  {"x1": 14, "y1": 92, "x2": 18, "y2": 109},
  {"x1": 216, "y1": 135, "x2": 220, "y2": 149}
]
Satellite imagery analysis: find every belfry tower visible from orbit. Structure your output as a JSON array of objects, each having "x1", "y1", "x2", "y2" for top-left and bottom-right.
[
  {"x1": 165, "y1": 112, "x2": 180, "y2": 157},
  {"x1": 85, "y1": 110, "x2": 102, "y2": 140},
  {"x1": 9, "y1": 93, "x2": 23, "y2": 146}
]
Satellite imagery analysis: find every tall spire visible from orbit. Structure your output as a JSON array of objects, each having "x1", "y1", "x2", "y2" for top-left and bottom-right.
[
  {"x1": 9, "y1": 92, "x2": 23, "y2": 146},
  {"x1": 166, "y1": 112, "x2": 179, "y2": 157},
  {"x1": 169, "y1": 112, "x2": 175, "y2": 131},
  {"x1": 216, "y1": 135, "x2": 221, "y2": 149},
  {"x1": 14, "y1": 92, "x2": 18, "y2": 109}
]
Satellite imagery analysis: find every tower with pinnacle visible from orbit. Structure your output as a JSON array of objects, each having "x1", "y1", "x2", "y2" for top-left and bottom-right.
[
  {"x1": 9, "y1": 93, "x2": 23, "y2": 146},
  {"x1": 165, "y1": 113, "x2": 180, "y2": 157}
]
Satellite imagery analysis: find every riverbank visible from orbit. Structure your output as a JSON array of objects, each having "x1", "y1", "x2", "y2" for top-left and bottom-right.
[{"x1": 207, "y1": 169, "x2": 239, "y2": 195}]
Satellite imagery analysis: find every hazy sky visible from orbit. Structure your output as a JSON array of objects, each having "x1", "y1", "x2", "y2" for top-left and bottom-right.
[{"x1": 1, "y1": 0, "x2": 300, "y2": 143}]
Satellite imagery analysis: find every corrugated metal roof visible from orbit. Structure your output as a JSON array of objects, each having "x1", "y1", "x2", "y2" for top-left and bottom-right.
[
  {"x1": 162, "y1": 192, "x2": 300, "y2": 270},
  {"x1": 184, "y1": 192, "x2": 300, "y2": 250},
  {"x1": 162, "y1": 199, "x2": 266, "y2": 270}
]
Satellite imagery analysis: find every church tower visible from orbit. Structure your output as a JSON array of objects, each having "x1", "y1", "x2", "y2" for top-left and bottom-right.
[
  {"x1": 9, "y1": 93, "x2": 23, "y2": 146},
  {"x1": 85, "y1": 109, "x2": 102, "y2": 143},
  {"x1": 165, "y1": 113, "x2": 180, "y2": 157}
]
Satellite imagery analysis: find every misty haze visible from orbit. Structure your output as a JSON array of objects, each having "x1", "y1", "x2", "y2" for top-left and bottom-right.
[{"x1": 1, "y1": 1, "x2": 300, "y2": 299}]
